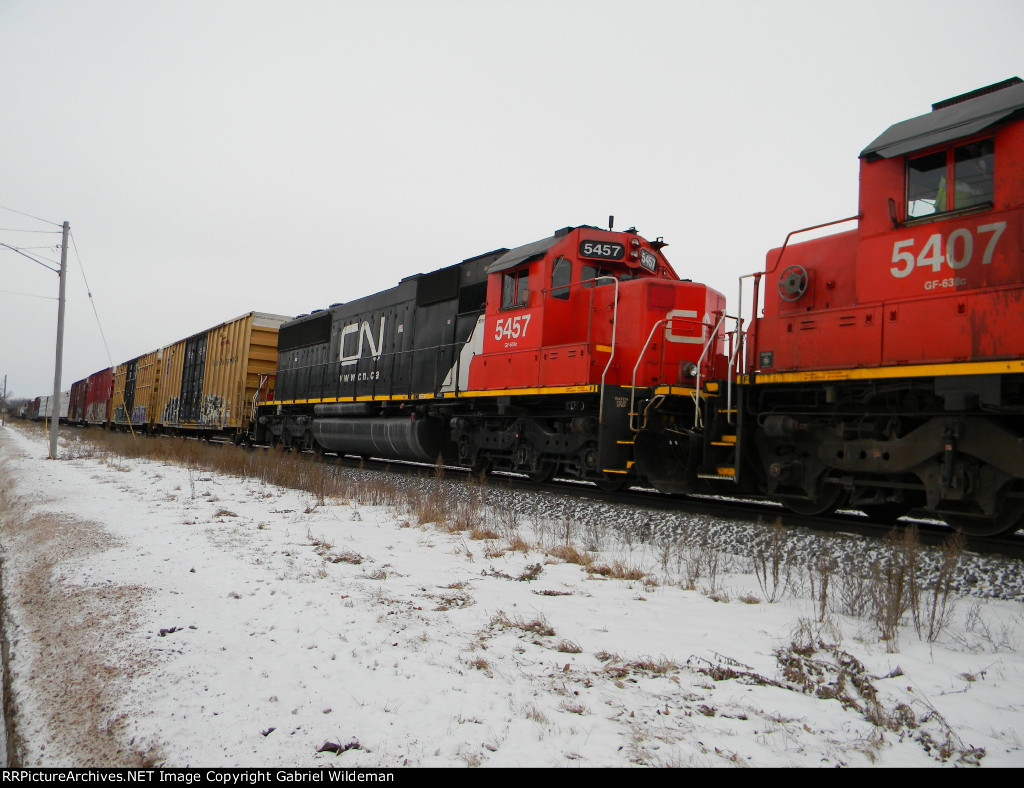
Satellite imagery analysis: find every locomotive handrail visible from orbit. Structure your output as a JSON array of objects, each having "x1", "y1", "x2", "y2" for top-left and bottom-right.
[
  {"x1": 726, "y1": 319, "x2": 744, "y2": 425},
  {"x1": 692, "y1": 313, "x2": 728, "y2": 429},
  {"x1": 594, "y1": 276, "x2": 619, "y2": 426},
  {"x1": 628, "y1": 312, "x2": 714, "y2": 432},
  {"x1": 629, "y1": 318, "x2": 666, "y2": 432},
  {"x1": 763, "y1": 214, "x2": 860, "y2": 275},
  {"x1": 252, "y1": 373, "x2": 273, "y2": 421}
]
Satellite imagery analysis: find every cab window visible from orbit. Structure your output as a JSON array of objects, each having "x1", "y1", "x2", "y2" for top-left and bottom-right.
[
  {"x1": 907, "y1": 139, "x2": 993, "y2": 218},
  {"x1": 582, "y1": 264, "x2": 634, "y2": 286},
  {"x1": 501, "y1": 268, "x2": 530, "y2": 309},
  {"x1": 551, "y1": 256, "x2": 570, "y2": 300}
]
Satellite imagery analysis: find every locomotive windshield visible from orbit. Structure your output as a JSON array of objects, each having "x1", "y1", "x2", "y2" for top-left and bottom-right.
[
  {"x1": 907, "y1": 138, "x2": 994, "y2": 218},
  {"x1": 582, "y1": 263, "x2": 635, "y2": 286}
]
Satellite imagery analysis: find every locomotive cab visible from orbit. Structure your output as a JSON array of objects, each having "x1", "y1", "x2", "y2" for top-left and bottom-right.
[
  {"x1": 471, "y1": 225, "x2": 724, "y2": 392},
  {"x1": 746, "y1": 77, "x2": 1024, "y2": 533}
]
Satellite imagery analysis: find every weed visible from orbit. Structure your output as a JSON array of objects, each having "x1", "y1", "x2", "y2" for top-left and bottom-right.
[
  {"x1": 752, "y1": 519, "x2": 791, "y2": 603},
  {"x1": 922, "y1": 530, "x2": 965, "y2": 643},
  {"x1": 559, "y1": 700, "x2": 588, "y2": 716},
  {"x1": 330, "y1": 551, "x2": 364, "y2": 565},
  {"x1": 869, "y1": 527, "x2": 921, "y2": 651},
  {"x1": 555, "y1": 639, "x2": 582, "y2": 654},
  {"x1": 589, "y1": 560, "x2": 646, "y2": 581},
  {"x1": 517, "y1": 563, "x2": 543, "y2": 582},
  {"x1": 489, "y1": 611, "x2": 555, "y2": 637},
  {"x1": 808, "y1": 549, "x2": 839, "y2": 622},
  {"x1": 547, "y1": 544, "x2": 592, "y2": 567},
  {"x1": 467, "y1": 656, "x2": 489, "y2": 671}
]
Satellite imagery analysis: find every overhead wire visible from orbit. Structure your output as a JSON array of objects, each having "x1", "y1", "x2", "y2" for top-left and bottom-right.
[
  {"x1": 0, "y1": 242, "x2": 60, "y2": 273},
  {"x1": 69, "y1": 230, "x2": 114, "y2": 366},
  {"x1": 0, "y1": 288, "x2": 57, "y2": 301},
  {"x1": 0, "y1": 204, "x2": 62, "y2": 228}
]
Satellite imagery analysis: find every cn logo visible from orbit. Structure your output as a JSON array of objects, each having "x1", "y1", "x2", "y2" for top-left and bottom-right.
[
  {"x1": 340, "y1": 317, "x2": 386, "y2": 367},
  {"x1": 665, "y1": 309, "x2": 708, "y2": 345}
]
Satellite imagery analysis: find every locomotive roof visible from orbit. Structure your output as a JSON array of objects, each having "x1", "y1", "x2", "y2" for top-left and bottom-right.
[
  {"x1": 860, "y1": 77, "x2": 1024, "y2": 160},
  {"x1": 488, "y1": 225, "x2": 602, "y2": 273},
  {"x1": 488, "y1": 234, "x2": 564, "y2": 273}
]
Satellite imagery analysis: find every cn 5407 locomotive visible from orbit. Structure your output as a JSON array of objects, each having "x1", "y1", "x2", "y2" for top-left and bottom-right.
[
  {"x1": 254, "y1": 77, "x2": 1024, "y2": 536},
  {"x1": 638, "y1": 77, "x2": 1024, "y2": 536}
]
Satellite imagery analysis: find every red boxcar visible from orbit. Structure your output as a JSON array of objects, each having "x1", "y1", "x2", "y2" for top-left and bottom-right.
[
  {"x1": 68, "y1": 378, "x2": 89, "y2": 425},
  {"x1": 84, "y1": 368, "x2": 114, "y2": 426}
]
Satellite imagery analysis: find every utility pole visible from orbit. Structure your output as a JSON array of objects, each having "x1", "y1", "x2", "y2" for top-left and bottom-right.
[
  {"x1": 48, "y1": 221, "x2": 68, "y2": 460},
  {"x1": 2, "y1": 374, "x2": 6, "y2": 426}
]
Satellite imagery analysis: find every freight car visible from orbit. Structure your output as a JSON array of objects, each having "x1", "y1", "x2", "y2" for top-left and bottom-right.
[
  {"x1": 635, "y1": 77, "x2": 1024, "y2": 536},
  {"x1": 156, "y1": 311, "x2": 288, "y2": 438},
  {"x1": 26, "y1": 393, "x2": 69, "y2": 423},
  {"x1": 84, "y1": 368, "x2": 114, "y2": 426},
  {"x1": 96, "y1": 311, "x2": 289, "y2": 438},
  {"x1": 253, "y1": 225, "x2": 727, "y2": 488}
]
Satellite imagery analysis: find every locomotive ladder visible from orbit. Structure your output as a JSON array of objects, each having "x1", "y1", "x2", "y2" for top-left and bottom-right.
[{"x1": 693, "y1": 312, "x2": 743, "y2": 484}]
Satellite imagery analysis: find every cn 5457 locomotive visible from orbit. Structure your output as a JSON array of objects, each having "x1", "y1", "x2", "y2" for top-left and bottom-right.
[
  {"x1": 254, "y1": 225, "x2": 726, "y2": 490},
  {"x1": 254, "y1": 77, "x2": 1024, "y2": 536}
]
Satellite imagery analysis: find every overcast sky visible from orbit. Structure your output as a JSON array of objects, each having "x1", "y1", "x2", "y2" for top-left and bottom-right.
[{"x1": 2, "y1": 0, "x2": 1022, "y2": 399}]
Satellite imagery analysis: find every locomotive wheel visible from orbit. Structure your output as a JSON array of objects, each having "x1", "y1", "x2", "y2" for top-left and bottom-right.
[
  {"x1": 943, "y1": 497, "x2": 1024, "y2": 537},
  {"x1": 940, "y1": 481, "x2": 1024, "y2": 537},
  {"x1": 527, "y1": 463, "x2": 557, "y2": 483},
  {"x1": 632, "y1": 429, "x2": 697, "y2": 495},
  {"x1": 781, "y1": 484, "x2": 846, "y2": 516},
  {"x1": 943, "y1": 508, "x2": 1024, "y2": 537}
]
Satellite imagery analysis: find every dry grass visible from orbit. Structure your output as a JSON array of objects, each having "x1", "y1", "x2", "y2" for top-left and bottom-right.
[
  {"x1": 490, "y1": 611, "x2": 556, "y2": 638},
  {"x1": 467, "y1": 656, "x2": 489, "y2": 671},
  {"x1": 546, "y1": 544, "x2": 593, "y2": 567},
  {"x1": 589, "y1": 560, "x2": 647, "y2": 581}
]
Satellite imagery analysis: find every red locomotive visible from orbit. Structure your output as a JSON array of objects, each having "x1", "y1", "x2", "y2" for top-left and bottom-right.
[{"x1": 636, "y1": 77, "x2": 1024, "y2": 535}]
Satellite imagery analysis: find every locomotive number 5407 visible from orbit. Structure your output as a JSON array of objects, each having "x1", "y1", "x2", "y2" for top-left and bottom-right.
[{"x1": 890, "y1": 220, "x2": 1007, "y2": 280}]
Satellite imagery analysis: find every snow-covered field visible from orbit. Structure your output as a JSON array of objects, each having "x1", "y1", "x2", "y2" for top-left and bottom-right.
[{"x1": 0, "y1": 422, "x2": 1022, "y2": 768}]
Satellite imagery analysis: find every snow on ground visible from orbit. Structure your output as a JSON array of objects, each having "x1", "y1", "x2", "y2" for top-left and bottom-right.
[{"x1": 1, "y1": 422, "x2": 1023, "y2": 768}]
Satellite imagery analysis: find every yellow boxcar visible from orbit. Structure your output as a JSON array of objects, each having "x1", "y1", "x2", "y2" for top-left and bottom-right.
[
  {"x1": 156, "y1": 311, "x2": 289, "y2": 437},
  {"x1": 112, "y1": 349, "x2": 162, "y2": 430}
]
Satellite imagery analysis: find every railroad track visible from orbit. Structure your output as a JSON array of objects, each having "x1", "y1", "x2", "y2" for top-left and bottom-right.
[{"x1": 311, "y1": 450, "x2": 1024, "y2": 561}]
